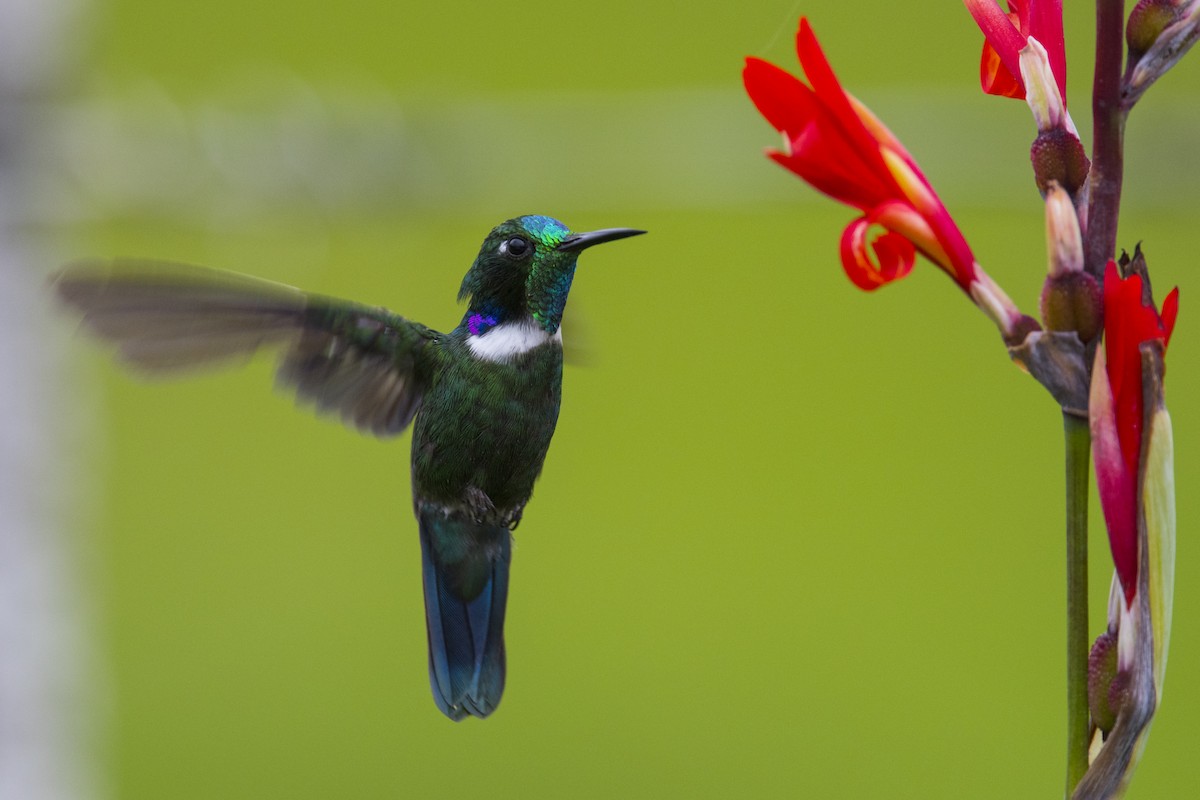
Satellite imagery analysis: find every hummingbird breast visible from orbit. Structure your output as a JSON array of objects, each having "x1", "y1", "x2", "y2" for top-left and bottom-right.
[{"x1": 410, "y1": 338, "x2": 564, "y2": 526}]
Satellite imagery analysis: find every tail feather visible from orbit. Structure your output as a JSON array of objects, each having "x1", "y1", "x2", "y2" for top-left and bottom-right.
[{"x1": 418, "y1": 510, "x2": 510, "y2": 720}]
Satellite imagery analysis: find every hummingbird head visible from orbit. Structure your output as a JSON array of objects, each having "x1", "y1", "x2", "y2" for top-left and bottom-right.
[{"x1": 458, "y1": 215, "x2": 644, "y2": 336}]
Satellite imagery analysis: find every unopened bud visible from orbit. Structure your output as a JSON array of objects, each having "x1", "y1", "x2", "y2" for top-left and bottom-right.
[
  {"x1": 1127, "y1": 0, "x2": 1184, "y2": 62},
  {"x1": 1030, "y1": 129, "x2": 1090, "y2": 197},
  {"x1": 1041, "y1": 273, "x2": 1103, "y2": 341},
  {"x1": 1125, "y1": 1, "x2": 1200, "y2": 106},
  {"x1": 1044, "y1": 184, "x2": 1083, "y2": 277},
  {"x1": 1088, "y1": 630, "x2": 1128, "y2": 735},
  {"x1": 1040, "y1": 184, "x2": 1102, "y2": 340},
  {"x1": 1019, "y1": 37, "x2": 1068, "y2": 133}
]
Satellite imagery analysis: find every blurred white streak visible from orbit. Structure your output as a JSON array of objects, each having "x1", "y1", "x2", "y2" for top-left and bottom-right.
[
  {"x1": 0, "y1": 1, "x2": 99, "y2": 800},
  {"x1": 28, "y1": 78, "x2": 1200, "y2": 227},
  {"x1": 36, "y1": 81, "x2": 796, "y2": 224}
]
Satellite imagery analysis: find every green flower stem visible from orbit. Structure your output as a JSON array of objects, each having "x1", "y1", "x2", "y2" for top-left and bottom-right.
[
  {"x1": 1084, "y1": 0, "x2": 1127, "y2": 279},
  {"x1": 1064, "y1": 410, "x2": 1091, "y2": 795}
]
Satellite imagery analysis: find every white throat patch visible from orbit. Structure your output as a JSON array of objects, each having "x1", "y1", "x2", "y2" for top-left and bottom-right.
[{"x1": 467, "y1": 318, "x2": 561, "y2": 363}]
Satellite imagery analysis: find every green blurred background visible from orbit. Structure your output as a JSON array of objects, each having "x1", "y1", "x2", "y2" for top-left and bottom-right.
[{"x1": 36, "y1": 0, "x2": 1200, "y2": 796}]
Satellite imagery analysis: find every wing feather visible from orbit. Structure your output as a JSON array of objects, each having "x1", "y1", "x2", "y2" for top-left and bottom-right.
[{"x1": 54, "y1": 259, "x2": 439, "y2": 437}]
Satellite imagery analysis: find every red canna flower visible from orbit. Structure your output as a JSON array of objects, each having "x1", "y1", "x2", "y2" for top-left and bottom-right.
[
  {"x1": 1091, "y1": 261, "x2": 1178, "y2": 606},
  {"x1": 743, "y1": 17, "x2": 1032, "y2": 339},
  {"x1": 966, "y1": 0, "x2": 1067, "y2": 105}
]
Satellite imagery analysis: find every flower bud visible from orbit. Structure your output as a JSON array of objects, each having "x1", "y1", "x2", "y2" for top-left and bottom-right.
[
  {"x1": 1039, "y1": 184, "x2": 1102, "y2": 340},
  {"x1": 1041, "y1": 273, "x2": 1103, "y2": 341},
  {"x1": 1044, "y1": 183, "x2": 1083, "y2": 277},
  {"x1": 1125, "y1": 1, "x2": 1200, "y2": 105},
  {"x1": 1030, "y1": 129, "x2": 1090, "y2": 198},
  {"x1": 1127, "y1": 0, "x2": 1184, "y2": 62},
  {"x1": 1088, "y1": 630, "x2": 1127, "y2": 735},
  {"x1": 1019, "y1": 37, "x2": 1068, "y2": 133}
]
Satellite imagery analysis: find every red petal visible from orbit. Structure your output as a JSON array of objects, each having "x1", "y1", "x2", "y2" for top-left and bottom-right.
[
  {"x1": 793, "y1": 19, "x2": 898, "y2": 195},
  {"x1": 768, "y1": 150, "x2": 877, "y2": 211},
  {"x1": 1091, "y1": 344, "x2": 1138, "y2": 606},
  {"x1": 771, "y1": 122, "x2": 896, "y2": 210},
  {"x1": 746, "y1": 32, "x2": 900, "y2": 212},
  {"x1": 1104, "y1": 266, "x2": 1147, "y2": 476},
  {"x1": 1027, "y1": 0, "x2": 1067, "y2": 104},
  {"x1": 1162, "y1": 286, "x2": 1180, "y2": 345},
  {"x1": 980, "y1": 41, "x2": 1025, "y2": 98},
  {"x1": 743, "y1": 57, "x2": 819, "y2": 139},
  {"x1": 1098, "y1": 262, "x2": 1179, "y2": 606},
  {"x1": 965, "y1": 1, "x2": 1029, "y2": 95},
  {"x1": 839, "y1": 216, "x2": 916, "y2": 291}
]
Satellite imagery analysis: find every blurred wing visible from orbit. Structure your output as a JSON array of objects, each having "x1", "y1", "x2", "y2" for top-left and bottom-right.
[
  {"x1": 558, "y1": 309, "x2": 595, "y2": 367},
  {"x1": 54, "y1": 259, "x2": 439, "y2": 437},
  {"x1": 279, "y1": 296, "x2": 434, "y2": 437}
]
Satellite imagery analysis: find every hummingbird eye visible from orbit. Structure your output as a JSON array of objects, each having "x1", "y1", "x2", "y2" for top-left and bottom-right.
[{"x1": 500, "y1": 236, "x2": 530, "y2": 259}]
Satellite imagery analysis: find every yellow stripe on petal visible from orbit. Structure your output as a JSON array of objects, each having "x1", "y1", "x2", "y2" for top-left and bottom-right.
[
  {"x1": 847, "y1": 94, "x2": 907, "y2": 156},
  {"x1": 879, "y1": 147, "x2": 939, "y2": 217},
  {"x1": 872, "y1": 199, "x2": 949, "y2": 267}
]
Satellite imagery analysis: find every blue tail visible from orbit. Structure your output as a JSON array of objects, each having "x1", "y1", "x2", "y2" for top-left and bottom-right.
[{"x1": 418, "y1": 509, "x2": 511, "y2": 720}]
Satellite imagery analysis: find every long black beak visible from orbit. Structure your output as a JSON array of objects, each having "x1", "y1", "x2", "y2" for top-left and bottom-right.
[{"x1": 557, "y1": 228, "x2": 646, "y2": 252}]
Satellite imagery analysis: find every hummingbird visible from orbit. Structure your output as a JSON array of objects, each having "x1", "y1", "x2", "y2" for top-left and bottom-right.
[{"x1": 54, "y1": 215, "x2": 645, "y2": 720}]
